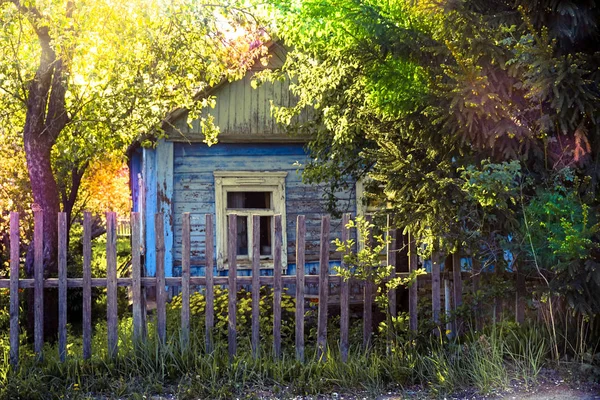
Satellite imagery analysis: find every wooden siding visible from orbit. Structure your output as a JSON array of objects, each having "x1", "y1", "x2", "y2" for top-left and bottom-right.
[
  {"x1": 165, "y1": 44, "x2": 311, "y2": 143},
  {"x1": 171, "y1": 142, "x2": 355, "y2": 273}
]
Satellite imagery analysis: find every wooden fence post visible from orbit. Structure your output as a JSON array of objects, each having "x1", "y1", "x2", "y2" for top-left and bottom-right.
[
  {"x1": 228, "y1": 214, "x2": 238, "y2": 360},
  {"x1": 363, "y1": 215, "x2": 374, "y2": 351},
  {"x1": 387, "y1": 216, "x2": 397, "y2": 321},
  {"x1": 106, "y1": 212, "x2": 118, "y2": 358},
  {"x1": 515, "y1": 262, "x2": 526, "y2": 324},
  {"x1": 472, "y1": 257, "x2": 483, "y2": 332},
  {"x1": 205, "y1": 214, "x2": 215, "y2": 353},
  {"x1": 340, "y1": 213, "x2": 350, "y2": 362},
  {"x1": 82, "y1": 212, "x2": 92, "y2": 360},
  {"x1": 273, "y1": 215, "x2": 283, "y2": 360},
  {"x1": 58, "y1": 212, "x2": 68, "y2": 362},
  {"x1": 131, "y1": 212, "x2": 143, "y2": 342},
  {"x1": 156, "y1": 214, "x2": 167, "y2": 345},
  {"x1": 317, "y1": 215, "x2": 330, "y2": 361},
  {"x1": 251, "y1": 215, "x2": 260, "y2": 358},
  {"x1": 34, "y1": 210, "x2": 44, "y2": 359},
  {"x1": 181, "y1": 213, "x2": 191, "y2": 349},
  {"x1": 444, "y1": 278, "x2": 453, "y2": 338},
  {"x1": 431, "y1": 249, "x2": 441, "y2": 336},
  {"x1": 295, "y1": 215, "x2": 306, "y2": 362},
  {"x1": 452, "y1": 251, "x2": 463, "y2": 335},
  {"x1": 408, "y1": 231, "x2": 418, "y2": 333},
  {"x1": 9, "y1": 212, "x2": 20, "y2": 367}
]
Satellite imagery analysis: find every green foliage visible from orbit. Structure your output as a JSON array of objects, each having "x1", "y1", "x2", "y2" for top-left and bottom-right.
[{"x1": 168, "y1": 286, "x2": 297, "y2": 347}]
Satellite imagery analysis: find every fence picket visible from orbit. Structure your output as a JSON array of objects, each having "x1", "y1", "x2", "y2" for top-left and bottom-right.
[
  {"x1": 452, "y1": 252, "x2": 463, "y2": 335},
  {"x1": 58, "y1": 212, "x2": 68, "y2": 361},
  {"x1": 431, "y1": 249, "x2": 441, "y2": 336},
  {"x1": 472, "y1": 258, "x2": 482, "y2": 331},
  {"x1": 409, "y1": 232, "x2": 418, "y2": 332},
  {"x1": 295, "y1": 215, "x2": 306, "y2": 362},
  {"x1": 363, "y1": 215, "x2": 374, "y2": 351},
  {"x1": 83, "y1": 212, "x2": 92, "y2": 360},
  {"x1": 515, "y1": 263, "x2": 526, "y2": 324},
  {"x1": 251, "y1": 215, "x2": 260, "y2": 358},
  {"x1": 156, "y1": 214, "x2": 167, "y2": 344},
  {"x1": 181, "y1": 213, "x2": 191, "y2": 348},
  {"x1": 106, "y1": 212, "x2": 118, "y2": 358},
  {"x1": 228, "y1": 214, "x2": 238, "y2": 360},
  {"x1": 387, "y1": 216, "x2": 397, "y2": 320},
  {"x1": 273, "y1": 215, "x2": 283, "y2": 360},
  {"x1": 317, "y1": 215, "x2": 330, "y2": 361},
  {"x1": 340, "y1": 213, "x2": 350, "y2": 362},
  {"x1": 205, "y1": 214, "x2": 215, "y2": 353},
  {"x1": 9, "y1": 212, "x2": 20, "y2": 367},
  {"x1": 132, "y1": 212, "x2": 143, "y2": 341},
  {"x1": 34, "y1": 211, "x2": 44, "y2": 358}
]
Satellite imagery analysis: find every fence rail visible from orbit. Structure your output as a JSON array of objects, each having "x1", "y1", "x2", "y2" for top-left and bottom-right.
[{"x1": 1, "y1": 211, "x2": 524, "y2": 367}]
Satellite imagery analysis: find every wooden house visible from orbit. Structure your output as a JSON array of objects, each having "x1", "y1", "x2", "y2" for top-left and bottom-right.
[{"x1": 128, "y1": 42, "x2": 357, "y2": 281}]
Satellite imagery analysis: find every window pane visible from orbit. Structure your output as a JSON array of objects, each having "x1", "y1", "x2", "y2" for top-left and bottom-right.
[
  {"x1": 227, "y1": 191, "x2": 271, "y2": 209},
  {"x1": 259, "y1": 216, "x2": 272, "y2": 256}
]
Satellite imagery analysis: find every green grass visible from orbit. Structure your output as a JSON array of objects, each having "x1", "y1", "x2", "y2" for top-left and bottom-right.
[{"x1": 0, "y1": 317, "x2": 560, "y2": 399}]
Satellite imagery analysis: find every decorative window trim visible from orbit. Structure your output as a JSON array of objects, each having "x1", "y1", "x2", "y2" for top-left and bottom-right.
[{"x1": 214, "y1": 171, "x2": 288, "y2": 270}]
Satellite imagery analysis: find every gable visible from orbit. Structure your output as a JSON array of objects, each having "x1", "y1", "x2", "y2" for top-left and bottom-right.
[{"x1": 166, "y1": 43, "x2": 310, "y2": 143}]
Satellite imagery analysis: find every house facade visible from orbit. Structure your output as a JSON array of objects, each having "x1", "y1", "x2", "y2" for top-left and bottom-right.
[{"x1": 129, "y1": 43, "x2": 357, "y2": 279}]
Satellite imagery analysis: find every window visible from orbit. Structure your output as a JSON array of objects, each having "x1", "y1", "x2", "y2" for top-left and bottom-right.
[{"x1": 214, "y1": 171, "x2": 287, "y2": 270}]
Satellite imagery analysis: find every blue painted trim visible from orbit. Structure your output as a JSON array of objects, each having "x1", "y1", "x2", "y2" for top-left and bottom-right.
[{"x1": 157, "y1": 140, "x2": 174, "y2": 277}]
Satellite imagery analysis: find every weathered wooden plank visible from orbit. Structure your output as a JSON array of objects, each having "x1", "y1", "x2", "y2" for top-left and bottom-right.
[
  {"x1": 205, "y1": 214, "x2": 215, "y2": 353},
  {"x1": 408, "y1": 232, "x2": 418, "y2": 332},
  {"x1": 316, "y1": 215, "x2": 330, "y2": 361},
  {"x1": 34, "y1": 211, "x2": 44, "y2": 358},
  {"x1": 445, "y1": 278, "x2": 453, "y2": 337},
  {"x1": 295, "y1": 215, "x2": 306, "y2": 362},
  {"x1": 387, "y1": 217, "x2": 397, "y2": 320},
  {"x1": 495, "y1": 262, "x2": 503, "y2": 322},
  {"x1": 228, "y1": 214, "x2": 237, "y2": 359},
  {"x1": 156, "y1": 214, "x2": 167, "y2": 344},
  {"x1": 515, "y1": 263, "x2": 526, "y2": 324},
  {"x1": 131, "y1": 212, "x2": 143, "y2": 341},
  {"x1": 83, "y1": 212, "x2": 92, "y2": 360},
  {"x1": 181, "y1": 213, "x2": 191, "y2": 348},
  {"x1": 9, "y1": 212, "x2": 20, "y2": 366},
  {"x1": 251, "y1": 215, "x2": 260, "y2": 358},
  {"x1": 431, "y1": 249, "x2": 441, "y2": 336},
  {"x1": 106, "y1": 212, "x2": 118, "y2": 358},
  {"x1": 363, "y1": 215, "x2": 374, "y2": 351},
  {"x1": 273, "y1": 214, "x2": 283, "y2": 360},
  {"x1": 452, "y1": 252, "x2": 463, "y2": 335},
  {"x1": 340, "y1": 213, "x2": 350, "y2": 362},
  {"x1": 58, "y1": 212, "x2": 68, "y2": 362},
  {"x1": 472, "y1": 257, "x2": 482, "y2": 331}
]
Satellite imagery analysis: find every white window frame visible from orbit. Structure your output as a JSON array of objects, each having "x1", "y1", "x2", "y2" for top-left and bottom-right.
[{"x1": 214, "y1": 171, "x2": 288, "y2": 270}]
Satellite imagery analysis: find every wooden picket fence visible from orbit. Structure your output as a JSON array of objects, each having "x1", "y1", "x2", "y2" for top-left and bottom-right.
[{"x1": 0, "y1": 211, "x2": 515, "y2": 367}]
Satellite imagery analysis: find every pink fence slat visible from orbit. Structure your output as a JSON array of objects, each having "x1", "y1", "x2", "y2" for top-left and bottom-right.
[
  {"x1": 82, "y1": 212, "x2": 92, "y2": 359},
  {"x1": 9, "y1": 212, "x2": 20, "y2": 366},
  {"x1": 34, "y1": 211, "x2": 44, "y2": 358},
  {"x1": 131, "y1": 212, "x2": 143, "y2": 341},
  {"x1": 155, "y1": 214, "x2": 167, "y2": 344},
  {"x1": 205, "y1": 214, "x2": 215, "y2": 353},
  {"x1": 58, "y1": 212, "x2": 68, "y2": 361},
  {"x1": 273, "y1": 214, "x2": 283, "y2": 360},
  {"x1": 228, "y1": 214, "x2": 238, "y2": 360},
  {"x1": 181, "y1": 213, "x2": 191, "y2": 349},
  {"x1": 295, "y1": 215, "x2": 306, "y2": 362},
  {"x1": 317, "y1": 215, "x2": 330, "y2": 361},
  {"x1": 363, "y1": 215, "x2": 374, "y2": 351},
  {"x1": 431, "y1": 250, "x2": 441, "y2": 336},
  {"x1": 340, "y1": 213, "x2": 350, "y2": 362},
  {"x1": 452, "y1": 252, "x2": 463, "y2": 335},
  {"x1": 251, "y1": 215, "x2": 261, "y2": 358},
  {"x1": 106, "y1": 212, "x2": 118, "y2": 358},
  {"x1": 408, "y1": 232, "x2": 418, "y2": 332}
]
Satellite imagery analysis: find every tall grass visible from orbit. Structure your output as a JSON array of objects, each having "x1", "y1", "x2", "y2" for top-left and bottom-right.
[{"x1": 0, "y1": 318, "x2": 559, "y2": 399}]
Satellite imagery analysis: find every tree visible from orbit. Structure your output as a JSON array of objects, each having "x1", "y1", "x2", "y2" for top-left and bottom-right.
[
  {"x1": 266, "y1": 0, "x2": 600, "y2": 314},
  {"x1": 0, "y1": 0, "x2": 263, "y2": 337}
]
